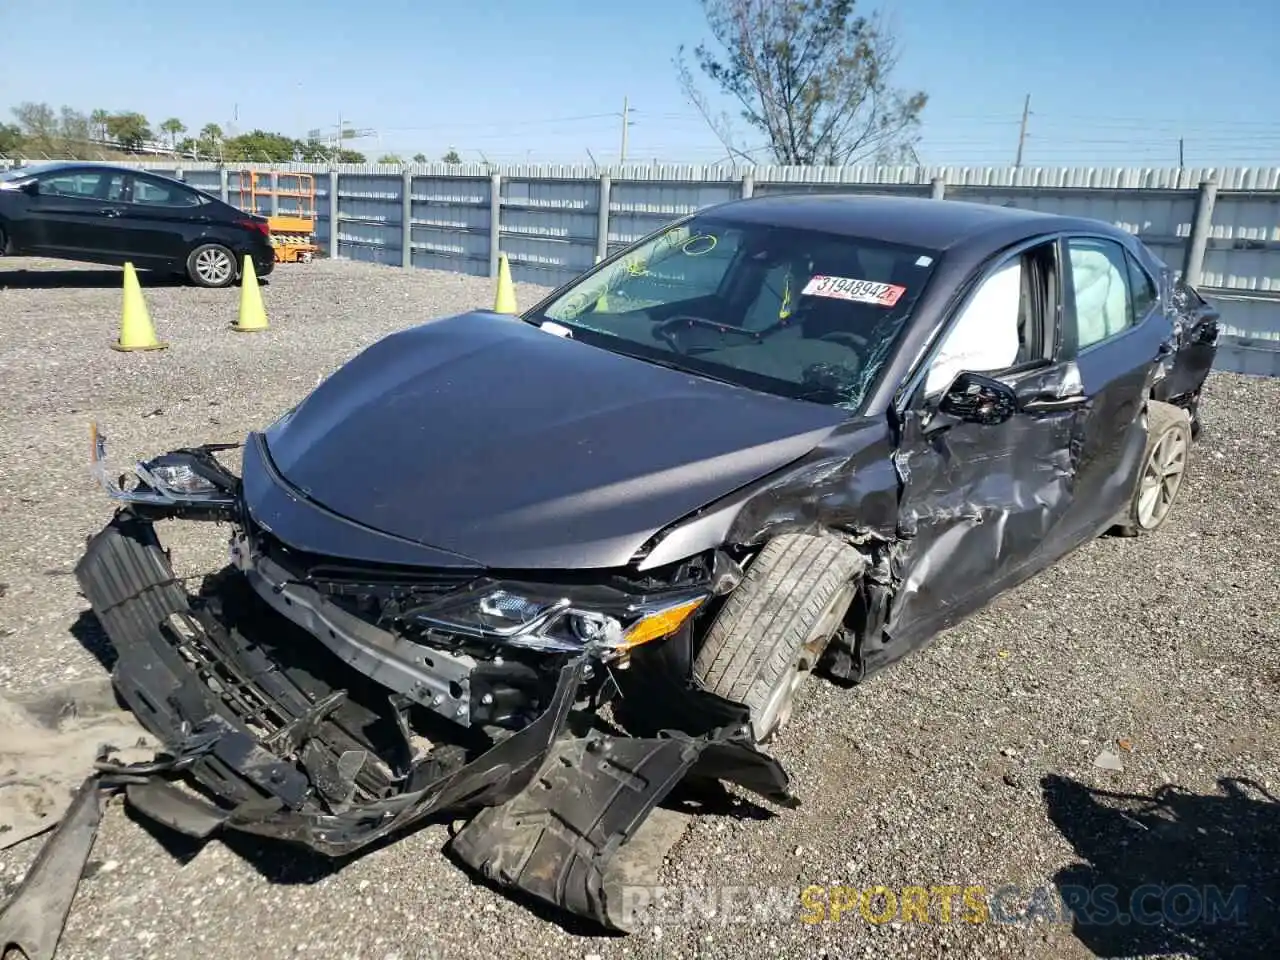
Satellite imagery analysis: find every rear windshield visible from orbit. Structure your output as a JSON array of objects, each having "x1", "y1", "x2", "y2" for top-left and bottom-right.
[{"x1": 527, "y1": 214, "x2": 940, "y2": 413}]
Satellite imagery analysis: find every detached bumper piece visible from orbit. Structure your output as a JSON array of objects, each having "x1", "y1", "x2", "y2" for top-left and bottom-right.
[
  {"x1": 69, "y1": 510, "x2": 795, "y2": 930},
  {"x1": 451, "y1": 729, "x2": 795, "y2": 930}
]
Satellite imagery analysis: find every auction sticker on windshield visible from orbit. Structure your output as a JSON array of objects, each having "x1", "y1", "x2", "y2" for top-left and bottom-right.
[{"x1": 802, "y1": 275, "x2": 907, "y2": 307}]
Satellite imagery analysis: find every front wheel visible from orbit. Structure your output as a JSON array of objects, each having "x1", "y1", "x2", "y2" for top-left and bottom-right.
[
  {"x1": 1112, "y1": 400, "x2": 1193, "y2": 536},
  {"x1": 692, "y1": 534, "x2": 863, "y2": 743},
  {"x1": 186, "y1": 243, "x2": 237, "y2": 288}
]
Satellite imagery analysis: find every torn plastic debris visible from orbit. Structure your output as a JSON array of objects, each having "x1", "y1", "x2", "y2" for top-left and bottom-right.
[
  {"x1": 0, "y1": 775, "x2": 104, "y2": 960},
  {"x1": 0, "y1": 742, "x2": 191, "y2": 960},
  {"x1": 59, "y1": 508, "x2": 796, "y2": 930}
]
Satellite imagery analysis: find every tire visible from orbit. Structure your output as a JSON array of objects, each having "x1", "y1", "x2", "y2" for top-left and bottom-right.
[
  {"x1": 692, "y1": 534, "x2": 863, "y2": 744},
  {"x1": 186, "y1": 242, "x2": 237, "y2": 288},
  {"x1": 1111, "y1": 400, "x2": 1193, "y2": 536}
]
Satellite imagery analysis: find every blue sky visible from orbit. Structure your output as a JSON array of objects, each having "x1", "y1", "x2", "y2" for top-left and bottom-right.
[{"x1": 2, "y1": 0, "x2": 1277, "y2": 168}]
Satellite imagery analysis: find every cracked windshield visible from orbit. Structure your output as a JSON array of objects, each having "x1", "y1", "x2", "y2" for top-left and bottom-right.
[{"x1": 533, "y1": 216, "x2": 938, "y2": 410}]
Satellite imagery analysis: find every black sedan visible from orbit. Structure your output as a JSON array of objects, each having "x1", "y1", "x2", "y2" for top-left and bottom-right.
[
  {"x1": 69, "y1": 193, "x2": 1219, "y2": 932},
  {"x1": 0, "y1": 161, "x2": 275, "y2": 287}
]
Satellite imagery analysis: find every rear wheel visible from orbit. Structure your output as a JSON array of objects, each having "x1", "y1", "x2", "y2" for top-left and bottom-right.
[
  {"x1": 1112, "y1": 400, "x2": 1193, "y2": 536},
  {"x1": 692, "y1": 534, "x2": 863, "y2": 743},
  {"x1": 186, "y1": 243, "x2": 237, "y2": 288}
]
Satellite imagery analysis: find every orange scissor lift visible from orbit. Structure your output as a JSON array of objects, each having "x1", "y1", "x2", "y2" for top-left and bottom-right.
[{"x1": 237, "y1": 170, "x2": 320, "y2": 263}]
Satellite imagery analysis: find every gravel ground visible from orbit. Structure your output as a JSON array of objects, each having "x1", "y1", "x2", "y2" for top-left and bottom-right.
[{"x1": 1, "y1": 256, "x2": 1277, "y2": 960}]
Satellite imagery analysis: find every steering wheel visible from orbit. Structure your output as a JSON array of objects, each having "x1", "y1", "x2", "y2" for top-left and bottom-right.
[
  {"x1": 653, "y1": 314, "x2": 762, "y2": 353},
  {"x1": 816, "y1": 330, "x2": 870, "y2": 351}
]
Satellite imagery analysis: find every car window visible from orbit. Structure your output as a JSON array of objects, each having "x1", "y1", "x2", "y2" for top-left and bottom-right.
[
  {"x1": 530, "y1": 215, "x2": 940, "y2": 413},
  {"x1": 1125, "y1": 250, "x2": 1159, "y2": 319},
  {"x1": 36, "y1": 171, "x2": 125, "y2": 200},
  {"x1": 130, "y1": 176, "x2": 202, "y2": 207},
  {"x1": 924, "y1": 258, "x2": 1024, "y2": 395},
  {"x1": 1068, "y1": 238, "x2": 1134, "y2": 350}
]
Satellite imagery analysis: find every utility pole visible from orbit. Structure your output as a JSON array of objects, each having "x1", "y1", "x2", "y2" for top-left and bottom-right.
[
  {"x1": 1014, "y1": 94, "x2": 1030, "y2": 168},
  {"x1": 1179, "y1": 137, "x2": 1185, "y2": 168},
  {"x1": 620, "y1": 96, "x2": 630, "y2": 165}
]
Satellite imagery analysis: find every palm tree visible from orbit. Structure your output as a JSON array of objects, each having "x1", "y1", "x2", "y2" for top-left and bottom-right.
[
  {"x1": 197, "y1": 123, "x2": 223, "y2": 160},
  {"x1": 159, "y1": 117, "x2": 187, "y2": 152}
]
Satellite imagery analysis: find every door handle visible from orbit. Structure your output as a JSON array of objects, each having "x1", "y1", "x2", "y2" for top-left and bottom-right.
[
  {"x1": 1021, "y1": 393, "x2": 1088, "y2": 413},
  {"x1": 99, "y1": 207, "x2": 123, "y2": 217}
]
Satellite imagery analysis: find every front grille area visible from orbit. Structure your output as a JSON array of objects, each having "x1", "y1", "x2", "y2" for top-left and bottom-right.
[{"x1": 248, "y1": 523, "x2": 486, "y2": 623}]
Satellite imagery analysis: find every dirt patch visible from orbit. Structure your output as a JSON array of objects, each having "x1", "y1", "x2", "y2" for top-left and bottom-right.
[{"x1": 0, "y1": 678, "x2": 155, "y2": 851}]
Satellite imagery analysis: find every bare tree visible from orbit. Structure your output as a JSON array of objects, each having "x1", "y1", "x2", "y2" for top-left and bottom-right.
[
  {"x1": 676, "y1": 0, "x2": 927, "y2": 166},
  {"x1": 59, "y1": 107, "x2": 91, "y2": 151},
  {"x1": 90, "y1": 109, "x2": 110, "y2": 141},
  {"x1": 12, "y1": 102, "x2": 58, "y2": 155}
]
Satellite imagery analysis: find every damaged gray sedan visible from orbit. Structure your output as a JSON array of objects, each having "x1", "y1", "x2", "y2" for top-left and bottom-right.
[{"x1": 70, "y1": 194, "x2": 1219, "y2": 930}]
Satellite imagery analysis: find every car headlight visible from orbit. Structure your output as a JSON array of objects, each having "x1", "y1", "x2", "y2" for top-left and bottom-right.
[
  {"x1": 412, "y1": 586, "x2": 708, "y2": 658},
  {"x1": 133, "y1": 458, "x2": 222, "y2": 496},
  {"x1": 89, "y1": 422, "x2": 238, "y2": 508}
]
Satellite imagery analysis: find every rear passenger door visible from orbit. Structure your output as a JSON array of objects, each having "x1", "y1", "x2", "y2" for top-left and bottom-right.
[
  {"x1": 1053, "y1": 234, "x2": 1170, "y2": 540},
  {"x1": 116, "y1": 173, "x2": 208, "y2": 262}
]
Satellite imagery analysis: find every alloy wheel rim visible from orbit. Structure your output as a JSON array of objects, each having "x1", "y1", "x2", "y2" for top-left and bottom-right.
[
  {"x1": 1137, "y1": 427, "x2": 1187, "y2": 528},
  {"x1": 196, "y1": 248, "x2": 233, "y2": 284}
]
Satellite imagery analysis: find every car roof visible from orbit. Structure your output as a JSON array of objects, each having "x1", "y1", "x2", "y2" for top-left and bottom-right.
[
  {"x1": 703, "y1": 192, "x2": 1121, "y2": 252},
  {"x1": 6, "y1": 160, "x2": 171, "y2": 179}
]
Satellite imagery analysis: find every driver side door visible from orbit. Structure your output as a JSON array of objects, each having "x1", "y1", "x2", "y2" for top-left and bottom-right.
[
  {"x1": 884, "y1": 234, "x2": 1088, "y2": 651},
  {"x1": 22, "y1": 168, "x2": 129, "y2": 257}
]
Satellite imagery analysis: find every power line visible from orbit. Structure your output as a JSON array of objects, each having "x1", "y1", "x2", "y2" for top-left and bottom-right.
[{"x1": 378, "y1": 112, "x2": 622, "y2": 132}]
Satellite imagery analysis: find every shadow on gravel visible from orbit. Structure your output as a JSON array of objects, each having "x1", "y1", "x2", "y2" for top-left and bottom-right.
[
  {"x1": 1041, "y1": 773, "x2": 1279, "y2": 960},
  {"x1": 0, "y1": 268, "x2": 186, "y2": 289},
  {"x1": 0, "y1": 267, "x2": 270, "y2": 289},
  {"x1": 70, "y1": 609, "x2": 118, "y2": 672}
]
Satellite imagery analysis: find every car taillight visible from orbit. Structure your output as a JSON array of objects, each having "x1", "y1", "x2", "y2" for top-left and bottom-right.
[{"x1": 235, "y1": 218, "x2": 271, "y2": 237}]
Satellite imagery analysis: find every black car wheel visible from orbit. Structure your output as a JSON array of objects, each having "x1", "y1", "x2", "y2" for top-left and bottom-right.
[
  {"x1": 692, "y1": 534, "x2": 863, "y2": 744},
  {"x1": 1111, "y1": 400, "x2": 1193, "y2": 537},
  {"x1": 186, "y1": 243, "x2": 237, "y2": 288}
]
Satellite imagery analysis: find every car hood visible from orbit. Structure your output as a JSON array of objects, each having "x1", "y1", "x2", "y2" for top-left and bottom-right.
[{"x1": 260, "y1": 310, "x2": 847, "y2": 569}]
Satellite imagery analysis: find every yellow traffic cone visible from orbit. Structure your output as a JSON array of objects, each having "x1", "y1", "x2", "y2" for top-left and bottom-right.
[
  {"x1": 111, "y1": 263, "x2": 167, "y2": 352},
  {"x1": 231, "y1": 256, "x2": 269, "y2": 333},
  {"x1": 493, "y1": 254, "x2": 517, "y2": 314}
]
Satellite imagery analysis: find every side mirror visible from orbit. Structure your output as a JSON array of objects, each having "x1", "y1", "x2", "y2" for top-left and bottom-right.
[
  {"x1": 937, "y1": 372, "x2": 1018, "y2": 426},
  {"x1": 20, "y1": 179, "x2": 39, "y2": 196}
]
